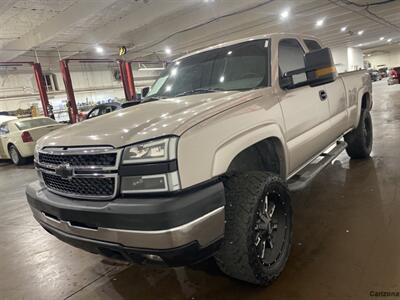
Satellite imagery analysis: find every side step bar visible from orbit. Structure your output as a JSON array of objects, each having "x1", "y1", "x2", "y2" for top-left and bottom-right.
[{"x1": 288, "y1": 141, "x2": 347, "y2": 191}]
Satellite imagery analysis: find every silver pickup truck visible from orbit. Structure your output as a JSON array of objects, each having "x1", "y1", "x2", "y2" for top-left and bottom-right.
[{"x1": 26, "y1": 33, "x2": 372, "y2": 286}]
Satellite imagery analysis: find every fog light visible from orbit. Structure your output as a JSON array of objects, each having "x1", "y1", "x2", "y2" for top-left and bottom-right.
[{"x1": 121, "y1": 172, "x2": 180, "y2": 193}]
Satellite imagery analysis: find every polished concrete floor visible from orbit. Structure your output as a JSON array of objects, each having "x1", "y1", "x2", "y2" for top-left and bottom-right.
[{"x1": 1, "y1": 80, "x2": 400, "y2": 300}]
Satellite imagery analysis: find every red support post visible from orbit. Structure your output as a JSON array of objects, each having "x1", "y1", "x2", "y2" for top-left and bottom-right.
[
  {"x1": 32, "y1": 63, "x2": 49, "y2": 117},
  {"x1": 117, "y1": 60, "x2": 130, "y2": 101},
  {"x1": 124, "y1": 61, "x2": 137, "y2": 101},
  {"x1": 59, "y1": 59, "x2": 78, "y2": 123}
]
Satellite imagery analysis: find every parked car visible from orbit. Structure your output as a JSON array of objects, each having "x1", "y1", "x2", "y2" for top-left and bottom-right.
[
  {"x1": 378, "y1": 67, "x2": 388, "y2": 78},
  {"x1": 27, "y1": 33, "x2": 373, "y2": 286},
  {"x1": 0, "y1": 117, "x2": 65, "y2": 165},
  {"x1": 78, "y1": 102, "x2": 121, "y2": 121},
  {"x1": 368, "y1": 69, "x2": 381, "y2": 81},
  {"x1": 388, "y1": 67, "x2": 400, "y2": 85}
]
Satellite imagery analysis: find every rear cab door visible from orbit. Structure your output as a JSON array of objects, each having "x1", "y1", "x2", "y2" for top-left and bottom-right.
[{"x1": 275, "y1": 36, "x2": 332, "y2": 174}]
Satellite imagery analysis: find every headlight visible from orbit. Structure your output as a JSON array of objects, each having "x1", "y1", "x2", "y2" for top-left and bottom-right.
[
  {"x1": 122, "y1": 137, "x2": 177, "y2": 164},
  {"x1": 34, "y1": 144, "x2": 40, "y2": 162}
]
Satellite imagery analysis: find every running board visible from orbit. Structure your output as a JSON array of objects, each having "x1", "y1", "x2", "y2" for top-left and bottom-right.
[{"x1": 288, "y1": 141, "x2": 347, "y2": 191}]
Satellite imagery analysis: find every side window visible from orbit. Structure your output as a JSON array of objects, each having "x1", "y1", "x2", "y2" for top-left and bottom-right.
[
  {"x1": 87, "y1": 108, "x2": 100, "y2": 119},
  {"x1": 304, "y1": 39, "x2": 322, "y2": 52},
  {"x1": 278, "y1": 39, "x2": 307, "y2": 86}
]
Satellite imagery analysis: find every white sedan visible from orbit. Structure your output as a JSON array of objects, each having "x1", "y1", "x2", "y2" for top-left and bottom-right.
[{"x1": 0, "y1": 117, "x2": 65, "y2": 165}]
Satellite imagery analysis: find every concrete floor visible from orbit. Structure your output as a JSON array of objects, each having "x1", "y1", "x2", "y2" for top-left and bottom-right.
[{"x1": 1, "y1": 80, "x2": 400, "y2": 300}]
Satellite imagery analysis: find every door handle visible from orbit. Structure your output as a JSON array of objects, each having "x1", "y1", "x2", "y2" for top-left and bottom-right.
[{"x1": 319, "y1": 90, "x2": 328, "y2": 101}]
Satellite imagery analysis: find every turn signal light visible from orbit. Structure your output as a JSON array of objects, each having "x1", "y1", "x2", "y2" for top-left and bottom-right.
[{"x1": 21, "y1": 131, "x2": 33, "y2": 143}]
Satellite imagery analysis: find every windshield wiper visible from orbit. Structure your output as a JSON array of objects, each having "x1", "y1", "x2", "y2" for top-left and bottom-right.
[{"x1": 174, "y1": 88, "x2": 225, "y2": 98}]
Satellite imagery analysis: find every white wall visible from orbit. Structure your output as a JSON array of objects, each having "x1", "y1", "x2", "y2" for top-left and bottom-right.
[
  {"x1": 366, "y1": 48, "x2": 400, "y2": 69},
  {"x1": 331, "y1": 47, "x2": 364, "y2": 73},
  {"x1": 0, "y1": 67, "x2": 159, "y2": 120}
]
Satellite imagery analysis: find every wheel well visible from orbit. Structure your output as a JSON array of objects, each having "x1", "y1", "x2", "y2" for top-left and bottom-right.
[
  {"x1": 7, "y1": 143, "x2": 14, "y2": 151},
  {"x1": 361, "y1": 93, "x2": 371, "y2": 110},
  {"x1": 227, "y1": 137, "x2": 285, "y2": 177}
]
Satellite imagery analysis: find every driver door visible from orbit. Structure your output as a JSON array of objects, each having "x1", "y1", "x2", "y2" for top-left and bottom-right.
[{"x1": 277, "y1": 38, "x2": 332, "y2": 173}]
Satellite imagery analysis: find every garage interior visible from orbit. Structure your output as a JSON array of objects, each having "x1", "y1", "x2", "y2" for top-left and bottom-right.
[{"x1": 1, "y1": 0, "x2": 400, "y2": 299}]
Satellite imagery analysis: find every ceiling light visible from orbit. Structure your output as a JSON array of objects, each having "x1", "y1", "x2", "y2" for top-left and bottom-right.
[
  {"x1": 165, "y1": 47, "x2": 172, "y2": 55},
  {"x1": 227, "y1": 51, "x2": 233, "y2": 55},
  {"x1": 95, "y1": 46, "x2": 104, "y2": 54},
  {"x1": 357, "y1": 30, "x2": 364, "y2": 36},
  {"x1": 316, "y1": 18, "x2": 325, "y2": 27},
  {"x1": 387, "y1": 38, "x2": 393, "y2": 42},
  {"x1": 340, "y1": 26, "x2": 347, "y2": 32},
  {"x1": 380, "y1": 37, "x2": 385, "y2": 41},
  {"x1": 357, "y1": 43, "x2": 363, "y2": 47},
  {"x1": 280, "y1": 9, "x2": 289, "y2": 20}
]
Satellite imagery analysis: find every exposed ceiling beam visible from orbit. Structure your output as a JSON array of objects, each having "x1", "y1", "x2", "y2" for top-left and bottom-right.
[{"x1": 0, "y1": 0, "x2": 118, "y2": 61}]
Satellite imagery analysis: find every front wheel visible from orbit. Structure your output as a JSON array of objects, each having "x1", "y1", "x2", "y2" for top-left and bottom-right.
[
  {"x1": 215, "y1": 172, "x2": 292, "y2": 285},
  {"x1": 345, "y1": 109, "x2": 373, "y2": 159}
]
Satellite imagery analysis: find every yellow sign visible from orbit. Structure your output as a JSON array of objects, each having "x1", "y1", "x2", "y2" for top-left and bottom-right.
[{"x1": 119, "y1": 46, "x2": 127, "y2": 56}]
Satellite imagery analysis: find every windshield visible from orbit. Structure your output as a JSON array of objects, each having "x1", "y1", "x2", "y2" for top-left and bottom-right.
[
  {"x1": 146, "y1": 39, "x2": 270, "y2": 99},
  {"x1": 15, "y1": 118, "x2": 58, "y2": 130}
]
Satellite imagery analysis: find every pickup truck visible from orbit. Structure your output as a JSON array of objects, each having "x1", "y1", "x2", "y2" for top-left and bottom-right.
[{"x1": 26, "y1": 33, "x2": 373, "y2": 286}]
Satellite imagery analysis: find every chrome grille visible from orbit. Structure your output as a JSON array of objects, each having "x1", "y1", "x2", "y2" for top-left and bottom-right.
[{"x1": 36, "y1": 147, "x2": 121, "y2": 200}]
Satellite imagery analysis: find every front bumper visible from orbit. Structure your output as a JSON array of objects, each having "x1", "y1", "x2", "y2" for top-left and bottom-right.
[{"x1": 26, "y1": 180, "x2": 225, "y2": 266}]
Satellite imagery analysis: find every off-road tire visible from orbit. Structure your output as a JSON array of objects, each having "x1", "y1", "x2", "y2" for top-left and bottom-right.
[
  {"x1": 344, "y1": 109, "x2": 373, "y2": 159},
  {"x1": 215, "y1": 171, "x2": 292, "y2": 285},
  {"x1": 8, "y1": 144, "x2": 27, "y2": 166}
]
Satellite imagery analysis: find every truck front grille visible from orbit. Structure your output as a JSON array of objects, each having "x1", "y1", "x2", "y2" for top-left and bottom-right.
[
  {"x1": 36, "y1": 147, "x2": 121, "y2": 200},
  {"x1": 39, "y1": 152, "x2": 116, "y2": 167},
  {"x1": 42, "y1": 173, "x2": 115, "y2": 197}
]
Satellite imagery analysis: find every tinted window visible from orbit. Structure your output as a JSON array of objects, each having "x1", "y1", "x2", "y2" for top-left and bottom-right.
[
  {"x1": 279, "y1": 39, "x2": 307, "y2": 86},
  {"x1": 304, "y1": 39, "x2": 322, "y2": 51},
  {"x1": 15, "y1": 118, "x2": 57, "y2": 130},
  {"x1": 87, "y1": 108, "x2": 100, "y2": 119},
  {"x1": 146, "y1": 39, "x2": 269, "y2": 98}
]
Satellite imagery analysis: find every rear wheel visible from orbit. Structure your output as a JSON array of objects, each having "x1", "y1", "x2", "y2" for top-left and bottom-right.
[
  {"x1": 345, "y1": 109, "x2": 373, "y2": 159},
  {"x1": 8, "y1": 145, "x2": 27, "y2": 165},
  {"x1": 215, "y1": 172, "x2": 292, "y2": 285}
]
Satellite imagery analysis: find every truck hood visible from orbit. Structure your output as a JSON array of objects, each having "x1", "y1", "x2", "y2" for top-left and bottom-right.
[{"x1": 38, "y1": 89, "x2": 265, "y2": 149}]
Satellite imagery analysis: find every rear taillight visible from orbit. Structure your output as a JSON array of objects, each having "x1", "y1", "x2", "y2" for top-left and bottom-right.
[{"x1": 21, "y1": 131, "x2": 33, "y2": 143}]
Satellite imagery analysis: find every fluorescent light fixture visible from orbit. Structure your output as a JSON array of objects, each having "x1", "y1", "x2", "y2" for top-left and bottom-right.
[
  {"x1": 316, "y1": 18, "x2": 325, "y2": 27},
  {"x1": 95, "y1": 46, "x2": 104, "y2": 54},
  {"x1": 280, "y1": 9, "x2": 289, "y2": 20},
  {"x1": 340, "y1": 26, "x2": 347, "y2": 32},
  {"x1": 380, "y1": 37, "x2": 385, "y2": 41},
  {"x1": 164, "y1": 47, "x2": 172, "y2": 55},
  {"x1": 387, "y1": 38, "x2": 393, "y2": 42},
  {"x1": 357, "y1": 30, "x2": 364, "y2": 36},
  {"x1": 357, "y1": 43, "x2": 363, "y2": 47}
]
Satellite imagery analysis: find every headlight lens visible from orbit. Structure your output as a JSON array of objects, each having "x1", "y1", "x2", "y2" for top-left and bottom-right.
[
  {"x1": 122, "y1": 137, "x2": 177, "y2": 164},
  {"x1": 34, "y1": 144, "x2": 40, "y2": 162}
]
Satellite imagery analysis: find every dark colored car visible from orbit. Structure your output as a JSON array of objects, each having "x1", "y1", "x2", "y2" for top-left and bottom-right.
[
  {"x1": 378, "y1": 67, "x2": 388, "y2": 78},
  {"x1": 79, "y1": 102, "x2": 121, "y2": 121},
  {"x1": 368, "y1": 69, "x2": 381, "y2": 82}
]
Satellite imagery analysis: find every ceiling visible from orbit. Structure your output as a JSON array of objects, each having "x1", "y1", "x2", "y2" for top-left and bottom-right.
[{"x1": 1, "y1": 0, "x2": 400, "y2": 66}]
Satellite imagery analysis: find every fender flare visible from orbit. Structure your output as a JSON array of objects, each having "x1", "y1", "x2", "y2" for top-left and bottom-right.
[
  {"x1": 355, "y1": 87, "x2": 372, "y2": 128},
  {"x1": 211, "y1": 123, "x2": 288, "y2": 178}
]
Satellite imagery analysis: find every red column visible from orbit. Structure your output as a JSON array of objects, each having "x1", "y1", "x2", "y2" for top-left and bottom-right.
[
  {"x1": 32, "y1": 63, "x2": 49, "y2": 117},
  {"x1": 59, "y1": 60, "x2": 78, "y2": 123},
  {"x1": 117, "y1": 60, "x2": 130, "y2": 101},
  {"x1": 124, "y1": 61, "x2": 137, "y2": 101}
]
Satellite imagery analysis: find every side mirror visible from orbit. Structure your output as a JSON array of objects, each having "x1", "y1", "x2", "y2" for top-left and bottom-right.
[
  {"x1": 304, "y1": 48, "x2": 337, "y2": 87},
  {"x1": 142, "y1": 87, "x2": 150, "y2": 97}
]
